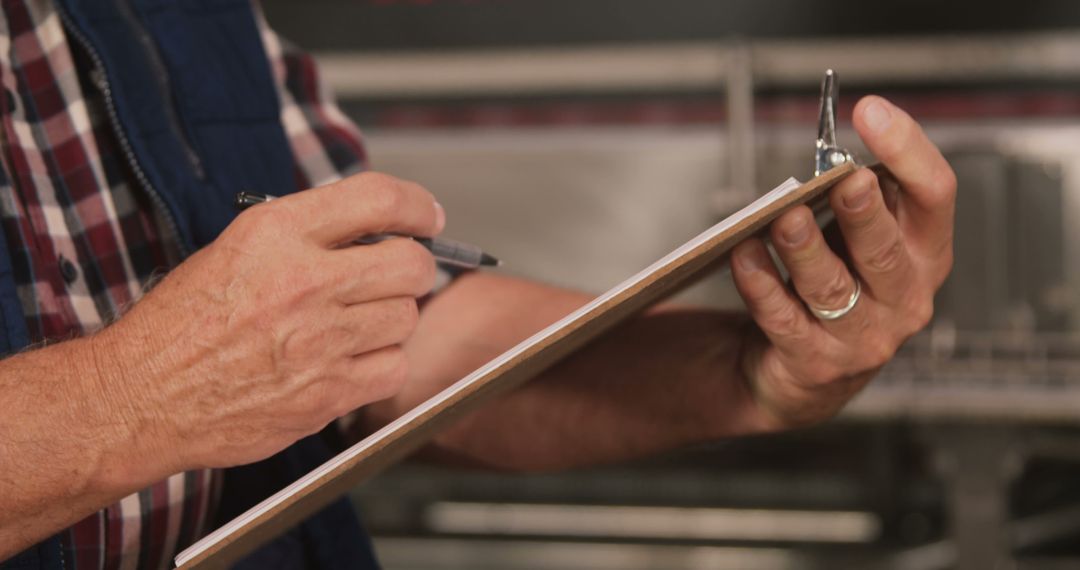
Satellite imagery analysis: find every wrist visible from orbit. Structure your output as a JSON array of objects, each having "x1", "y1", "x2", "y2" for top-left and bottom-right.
[
  {"x1": 677, "y1": 315, "x2": 781, "y2": 441},
  {"x1": 731, "y1": 322, "x2": 793, "y2": 435},
  {"x1": 733, "y1": 321, "x2": 862, "y2": 433},
  {"x1": 72, "y1": 315, "x2": 183, "y2": 494}
]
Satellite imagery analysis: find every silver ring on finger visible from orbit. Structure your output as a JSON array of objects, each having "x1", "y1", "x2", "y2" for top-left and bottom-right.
[{"x1": 808, "y1": 279, "x2": 862, "y2": 321}]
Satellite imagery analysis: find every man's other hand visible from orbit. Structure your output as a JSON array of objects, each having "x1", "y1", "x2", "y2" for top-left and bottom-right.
[
  {"x1": 92, "y1": 172, "x2": 442, "y2": 479},
  {"x1": 731, "y1": 96, "x2": 956, "y2": 429}
]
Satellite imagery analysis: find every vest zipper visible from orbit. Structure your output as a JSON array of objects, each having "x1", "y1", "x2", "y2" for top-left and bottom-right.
[
  {"x1": 56, "y1": 6, "x2": 192, "y2": 258},
  {"x1": 113, "y1": 0, "x2": 207, "y2": 182}
]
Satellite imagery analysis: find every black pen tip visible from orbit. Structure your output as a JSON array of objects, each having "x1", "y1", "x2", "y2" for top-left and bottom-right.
[{"x1": 480, "y1": 253, "x2": 501, "y2": 267}]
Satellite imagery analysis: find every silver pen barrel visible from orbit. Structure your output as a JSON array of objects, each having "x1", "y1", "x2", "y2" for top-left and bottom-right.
[
  {"x1": 414, "y1": 237, "x2": 484, "y2": 269},
  {"x1": 233, "y1": 192, "x2": 499, "y2": 269},
  {"x1": 353, "y1": 235, "x2": 497, "y2": 269}
]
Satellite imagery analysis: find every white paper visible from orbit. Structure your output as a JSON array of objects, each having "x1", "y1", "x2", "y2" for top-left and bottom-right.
[{"x1": 176, "y1": 176, "x2": 801, "y2": 568}]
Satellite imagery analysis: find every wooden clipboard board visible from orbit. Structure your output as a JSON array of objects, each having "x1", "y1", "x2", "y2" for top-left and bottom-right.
[{"x1": 175, "y1": 163, "x2": 858, "y2": 569}]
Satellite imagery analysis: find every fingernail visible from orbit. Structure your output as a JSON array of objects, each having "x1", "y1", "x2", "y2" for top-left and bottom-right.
[
  {"x1": 863, "y1": 98, "x2": 893, "y2": 133},
  {"x1": 780, "y1": 215, "x2": 810, "y2": 246},
  {"x1": 434, "y1": 202, "x2": 446, "y2": 233},
  {"x1": 737, "y1": 244, "x2": 767, "y2": 273},
  {"x1": 842, "y1": 177, "x2": 874, "y2": 211}
]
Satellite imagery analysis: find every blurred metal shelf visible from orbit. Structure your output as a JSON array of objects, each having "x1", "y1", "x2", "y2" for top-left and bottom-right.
[
  {"x1": 314, "y1": 33, "x2": 1080, "y2": 99},
  {"x1": 262, "y1": 0, "x2": 1080, "y2": 53},
  {"x1": 370, "y1": 537, "x2": 851, "y2": 570},
  {"x1": 847, "y1": 331, "x2": 1080, "y2": 424}
]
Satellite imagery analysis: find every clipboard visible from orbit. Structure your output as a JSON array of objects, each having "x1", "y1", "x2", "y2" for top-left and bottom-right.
[{"x1": 174, "y1": 161, "x2": 859, "y2": 569}]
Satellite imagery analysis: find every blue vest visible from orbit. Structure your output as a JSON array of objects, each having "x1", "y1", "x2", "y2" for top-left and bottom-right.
[{"x1": 1, "y1": 1, "x2": 379, "y2": 568}]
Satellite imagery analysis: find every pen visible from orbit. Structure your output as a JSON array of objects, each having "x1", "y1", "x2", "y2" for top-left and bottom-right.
[{"x1": 234, "y1": 191, "x2": 500, "y2": 269}]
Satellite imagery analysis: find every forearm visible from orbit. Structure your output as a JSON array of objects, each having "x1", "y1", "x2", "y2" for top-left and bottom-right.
[
  {"x1": 364, "y1": 272, "x2": 769, "y2": 472},
  {"x1": 0, "y1": 330, "x2": 168, "y2": 560},
  {"x1": 433, "y1": 307, "x2": 765, "y2": 472}
]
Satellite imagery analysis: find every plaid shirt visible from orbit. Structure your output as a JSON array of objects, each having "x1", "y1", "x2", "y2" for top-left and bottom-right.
[{"x1": 0, "y1": 2, "x2": 368, "y2": 568}]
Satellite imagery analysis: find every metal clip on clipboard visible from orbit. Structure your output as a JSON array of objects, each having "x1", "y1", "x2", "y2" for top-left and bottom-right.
[
  {"x1": 807, "y1": 69, "x2": 862, "y2": 218},
  {"x1": 812, "y1": 70, "x2": 895, "y2": 209},
  {"x1": 816, "y1": 69, "x2": 855, "y2": 177}
]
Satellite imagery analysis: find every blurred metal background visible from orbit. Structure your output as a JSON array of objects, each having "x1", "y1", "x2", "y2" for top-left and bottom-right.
[{"x1": 265, "y1": 2, "x2": 1080, "y2": 568}]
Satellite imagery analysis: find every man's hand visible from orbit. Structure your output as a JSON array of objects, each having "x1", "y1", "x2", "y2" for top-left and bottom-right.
[
  {"x1": 0, "y1": 172, "x2": 442, "y2": 558},
  {"x1": 731, "y1": 96, "x2": 955, "y2": 428},
  {"x1": 94, "y1": 172, "x2": 442, "y2": 482}
]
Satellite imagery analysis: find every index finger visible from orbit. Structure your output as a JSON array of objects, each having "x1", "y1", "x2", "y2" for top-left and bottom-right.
[
  {"x1": 278, "y1": 172, "x2": 445, "y2": 247},
  {"x1": 852, "y1": 96, "x2": 956, "y2": 256}
]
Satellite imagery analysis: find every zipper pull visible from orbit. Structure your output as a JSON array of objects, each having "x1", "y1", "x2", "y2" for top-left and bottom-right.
[{"x1": 89, "y1": 68, "x2": 108, "y2": 93}]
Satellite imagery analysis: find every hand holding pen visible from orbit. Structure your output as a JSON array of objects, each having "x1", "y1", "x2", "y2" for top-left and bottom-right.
[
  {"x1": 235, "y1": 191, "x2": 500, "y2": 270},
  {"x1": 98, "y1": 175, "x2": 459, "y2": 481}
]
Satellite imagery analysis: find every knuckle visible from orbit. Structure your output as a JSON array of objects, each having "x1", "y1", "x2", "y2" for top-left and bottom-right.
[
  {"x1": 924, "y1": 165, "x2": 959, "y2": 207},
  {"x1": 392, "y1": 297, "x2": 420, "y2": 332},
  {"x1": 362, "y1": 175, "x2": 406, "y2": 218},
  {"x1": 387, "y1": 351, "x2": 410, "y2": 389},
  {"x1": 394, "y1": 240, "x2": 436, "y2": 293},
  {"x1": 420, "y1": 259, "x2": 438, "y2": 293},
  {"x1": 843, "y1": 201, "x2": 880, "y2": 230},
  {"x1": 278, "y1": 328, "x2": 306, "y2": 362},
  {"x1": 759, "y1": 300, "x2": 809, "y2": 340},
  {"x1": 256, "y1": 202, "x2": 297, "y2": 229},
  {"x1": 806, "y1": 361, "x2": 846, "y2": 389},
  {"x1": 860, "y1": 334, "x2": 897, "y2": 370},
  {"x1": 936, "y1": 165, "x2": 958, "y2": 195},
  {"x1": 227, "y1": 206, "x2": 287, "y2": 244},
  {"x1": 371, "y1": 348, "x2": 409, "y2": 401},
  {"x1": 321, "y1": 262, "x2": 353, "y2": 295},
  {"x1": 920, "y1": 165, "x2": 959, "y2": 210},
  {"x1": 408, "y1": 247, "x2": 438, "y2": 292},
  {"x1": 378, "y1": 185, "x2": 406, "y2": 218},
  {"x1": 292, "y1": 386, "x2": 333, "y2": 424},
  {"x1": 220, "y1": 217, "x2": 257, "y2": 247},
  {"x1": 404, "y1": 238, "x2": 435, "y2": 268},
  {"x1": 939, "y1": 245, "x2": 955, "y2": 280},
  {"x1": 907, "y1": 299, "x2": 935, "y2": 334},
  {"x1": 736, "y1": 272, "x2": 775, "y2": 305},
  {"x1": 356, "y1": 171, "x2": 397, "y2": 191},
  {"x1": 327, "y1": 401, "x2": 352, "y2": 421},
  {"x1": 328, "y1": 385, "x2": 361, "y2": 418},
  {"x1": 278, "y1": 267, "x2": 324, "y2": 302},
  {"x1": 862, "y1": 235, "x2": 906, "y2": 274},
  {"x1": 808, "y1": 272, "x2": 854, "y2": 310}
]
